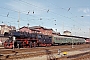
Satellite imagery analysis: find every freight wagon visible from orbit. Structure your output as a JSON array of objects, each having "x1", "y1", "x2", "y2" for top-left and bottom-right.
[{"x1": 52, "y1": 35, "x2": 85, "y2": 45}]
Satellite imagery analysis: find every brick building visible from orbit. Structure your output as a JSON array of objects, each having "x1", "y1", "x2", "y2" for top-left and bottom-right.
[
  {"x1": 52, "y1": 31, "x2": 61, "y2": 36},
  {"x1": 19, "y1": 26, "x2": 60, "y2": 36},
  {"x1": 30, "y1": 26, "x2": 53, "y2": 35},
  {"x1": 19, "y1": 26, "x2": 40, "y2": 33}
]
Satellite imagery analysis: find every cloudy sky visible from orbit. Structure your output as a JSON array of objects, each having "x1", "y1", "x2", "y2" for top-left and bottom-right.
[{"x1": 0, "y1": 0, "x2": 90, "y2": 38}]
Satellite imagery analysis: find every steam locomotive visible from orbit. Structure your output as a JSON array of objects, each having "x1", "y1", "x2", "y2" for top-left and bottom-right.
[
  {"x1": 4, "y1": 31, "x2": 52, "y2": 48},
  {"x1": 4, "y1": 31, "x2": 86, "y2": 49}
]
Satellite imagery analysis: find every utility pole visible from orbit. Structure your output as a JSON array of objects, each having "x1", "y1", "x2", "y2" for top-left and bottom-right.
[
  {"x1": 89, "y1": 28, "x2": 90, "y2": 38},
  {"x1": 62, "y1": 21, "x2": 64, "y2": 32},
  {"x1": 17, "y1": 11, "x2": 20, "y2": 30},
  {"x1": 72, "y1": 37, "x2": 74, "y2": 48}
]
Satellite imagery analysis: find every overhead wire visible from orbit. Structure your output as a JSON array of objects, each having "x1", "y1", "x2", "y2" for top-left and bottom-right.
[
  {"x1": 45, "y1": 0, "x2": 90, "y2": 32},
  {"x1": 16, "y1": 0, "x2": 75, "y2": 28},
  {"x1": 13, "y1": 0, "x2": 60, "y2": 27},
  {"x1": 0, "y1": 0, "x2": 90, "y2": 35},
  {"x1": 0, "y1": 0, "x2": 76, "y2": 26},
  {"x1": 17, "y1": 0, "x2": 67, "y2": 18},
  {"x1": 13, "y1": 0, "x2": 90, "y2": 33},
  {"x1": 0, "y1": 0, "x2": 88, "y2": 28},
  {"x1": 19, "y1": 0, "x2": 86, "y2": 27},
  {"x1": 0, "y1": 6, "x2": 43, "y2": 26},
  {"x1": 45, "y1": 0, "x2": 90, "y2": 37}
]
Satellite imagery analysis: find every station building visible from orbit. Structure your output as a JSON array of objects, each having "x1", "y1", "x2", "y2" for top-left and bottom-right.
[{"x1": 19, "y1": 26, "x2": 60, "y2": 36}]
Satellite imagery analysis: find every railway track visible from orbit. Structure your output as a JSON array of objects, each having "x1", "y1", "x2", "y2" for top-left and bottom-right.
[
  {"x1": 67, "y1": 52, "x2": 90, "y2": 59},
  {"x1": 57, "y1": 51, "x2": 90, "y2": 60},
  {"x1": 0, "y1": 44, "x2": 90, "y2": 60}
]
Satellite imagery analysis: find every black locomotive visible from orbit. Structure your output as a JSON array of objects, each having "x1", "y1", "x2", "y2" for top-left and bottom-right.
[{"x1": 4, "y1": 31, "x2": 52, "y2": 48}]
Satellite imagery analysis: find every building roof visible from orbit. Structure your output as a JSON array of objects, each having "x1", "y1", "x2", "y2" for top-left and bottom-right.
[
  {"x1": 60, "y1": 35, "x2": 90, "y2": 39},
  {"x1": 0, "y1": 25, "x2": 6, "y2": 27},
  {"x1": 19, "y1": 26, "x2": 40, "y2": 32},
  {"x1": 29, "y1": 26, "x2": 53, "y2": 30},
  {"x1": 63, "y1": 30, "x2": 71, "y2": 33},
  {"x1": 8, "y1": 26, "x2": 16, "y2": 30},
  {"x1": 0, "y1": 24, "x2": 16, "y2": 30}
]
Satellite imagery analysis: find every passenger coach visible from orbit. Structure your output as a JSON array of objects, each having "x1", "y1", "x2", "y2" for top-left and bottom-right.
[{"x1": 52, "y1": 35, "x2": 86, "y2": 45}]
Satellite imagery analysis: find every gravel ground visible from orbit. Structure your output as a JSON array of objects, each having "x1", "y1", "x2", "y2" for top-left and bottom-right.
[
  {"x1": 0, "y1": 44, "x2": 90, "y2": 60},
  {"x1": 17, "y1": 49, "x2": 90, "y2": 60}
]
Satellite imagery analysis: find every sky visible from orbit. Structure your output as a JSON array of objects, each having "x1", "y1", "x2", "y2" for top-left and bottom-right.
[{"x1": 0, "y1": 0, "x2": 90, "y2": 38}]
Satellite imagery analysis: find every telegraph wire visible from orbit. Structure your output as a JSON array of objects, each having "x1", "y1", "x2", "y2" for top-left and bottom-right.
[
  {"x1": 18, "y1": 0, "x2": 87, "y2": 26},
  {"x1": 17, "y1": 0, "x2": 90, "y2": 30},
  {"x1": 45, "y1": 0, "x2": 90, "y2": 27},
  {"x1": 13, "y1": 0, "x2": 86, "y2": 27},
  {"x1": 0, "y1": 5, "x2": 45, "y2": 24},
  {"x1": 0, "y1": 1, "x2": 88, "y2": 29},
  {"x1": 0, "y1": 0, "x2": 90, "y2": 33}
]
